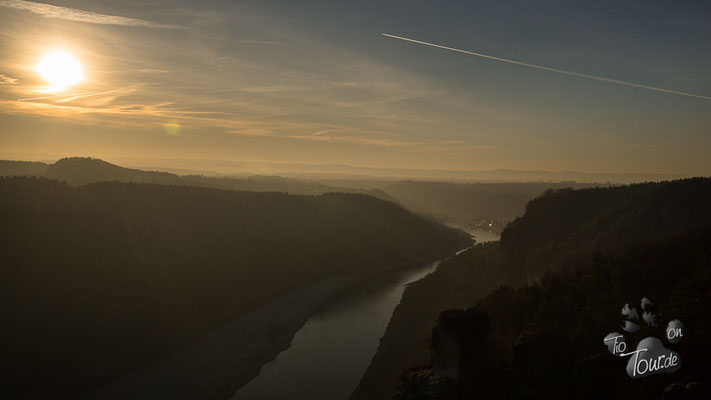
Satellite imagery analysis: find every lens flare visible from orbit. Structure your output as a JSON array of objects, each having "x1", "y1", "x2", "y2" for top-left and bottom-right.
[{"x1": 163, "y1": 121, "x2": 181, "y2": 135}]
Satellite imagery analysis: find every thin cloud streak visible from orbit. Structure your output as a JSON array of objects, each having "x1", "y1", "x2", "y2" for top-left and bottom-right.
[
  {"x1": 136, "y1": 69, "x2": 171, "y2": 74},
  {"x1": 2, "y1": 95, "x2": 456, "y2": 149},
  {"x1": 382, "y1": 33, "x2": 711, "y2": 101},
  {"x1": 17, "y1": 86, "x2": 141, "y2": 102},
  {"x1": 235, "y1": 40, "x2": 285, "y2": 46},
  {"x1": 0, "y1": 0, "x2": 177, "y2": 28},
  {"x1": 0, "y1": 74, "x2": 17, "y2": 84}
]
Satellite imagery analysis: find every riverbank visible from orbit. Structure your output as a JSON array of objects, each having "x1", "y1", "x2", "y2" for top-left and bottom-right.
[
  {"x1": 83, "y1": 249, "x2": 464, "y2": 400},
  {"x1": 350, "y1": 243, "x2": 503, "y2": 400},
  {"x1": 232, "y1": 258, "x2": 445, "y2": 399},
  {"x1": 83, "y1": 273, "x2": 358, "y2": 400}
]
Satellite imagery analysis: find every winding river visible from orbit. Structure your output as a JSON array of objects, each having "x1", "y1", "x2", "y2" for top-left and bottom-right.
[{"x1": 231, "y1": 228, "x2": 499, "y2": 400}]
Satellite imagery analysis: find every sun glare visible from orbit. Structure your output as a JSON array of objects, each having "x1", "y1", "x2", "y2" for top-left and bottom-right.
[{"x1": 35, "y1": 50, "x2": 84, "y2": 92}]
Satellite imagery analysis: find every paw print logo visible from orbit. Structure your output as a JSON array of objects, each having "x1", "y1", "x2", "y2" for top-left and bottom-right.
[{"x1": 603, "y1": 297, "x2": 684, "y2": 379}]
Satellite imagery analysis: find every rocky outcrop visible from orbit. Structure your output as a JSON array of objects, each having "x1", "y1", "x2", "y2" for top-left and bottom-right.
[{"x1": 395, "y1": 308, "x2": 492, "y2": 399}]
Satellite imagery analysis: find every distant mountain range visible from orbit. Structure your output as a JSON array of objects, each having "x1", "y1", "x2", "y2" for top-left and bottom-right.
[
  {"x1": 115, "y1": 159, "x2": 691, "y2": 184},
  {"x1": 0, "y1": 157, "x2": 396, "y2": 200},
  {"x1": 1, "y1": 156, "x2": 689, "y2": 183},
  {"x1": 5, "y1": 157, "x2": 701, "y2": 234},
  {"x1": 0, "y1": 157, "x2": 614, "y2": 226}
]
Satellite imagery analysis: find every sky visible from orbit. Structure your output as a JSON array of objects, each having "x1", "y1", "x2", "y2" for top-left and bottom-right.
[{"x1": 0, "y1": 0, "x2": 710, "y2": 176}]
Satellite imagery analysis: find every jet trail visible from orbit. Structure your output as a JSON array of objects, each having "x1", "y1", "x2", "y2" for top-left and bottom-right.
[{"x1": 381, "y1": 33, "x2": 711, "y2": 101}]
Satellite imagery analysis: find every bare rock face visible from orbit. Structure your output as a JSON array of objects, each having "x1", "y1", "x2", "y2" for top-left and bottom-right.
[
  {"x1": 431, "y1": 310, "x2": 466, "y2": 379},
  {"x1": 431, "y1": 308, "x2": 490, "y2": 380},
  {"x1": 395, "y1": 307, "x2": 493, "y2": 399}
]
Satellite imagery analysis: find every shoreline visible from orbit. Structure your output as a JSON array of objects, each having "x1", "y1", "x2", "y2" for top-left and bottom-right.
[
  {"x1": 83, "y1": 273, "x2": 359, "y2": 400},
  {"x1": 82, "y1": 250, "x2": 462, "y2": 400}
]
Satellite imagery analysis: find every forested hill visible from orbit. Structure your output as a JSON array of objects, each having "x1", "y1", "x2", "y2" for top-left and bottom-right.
[
  {"x1": 0, "y1": 177, "x2": 470, "y2": 399},
  {"x1": 45, "y1": 157, "x2": 183, "y2": 186},
  {"x1": 353, "y1": 178, "x2": 711, "y2": 400},
  {"x1": 500, "y1": 178, "x2": 711, "y2": 284},
  {"x1": 0, "y1": 160, "x2": 47, "y2": 176}
]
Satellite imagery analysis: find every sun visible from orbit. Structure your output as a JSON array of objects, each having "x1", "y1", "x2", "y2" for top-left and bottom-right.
[{"x1": 35, "y1": 50, "x2": 84, "y2": 92}]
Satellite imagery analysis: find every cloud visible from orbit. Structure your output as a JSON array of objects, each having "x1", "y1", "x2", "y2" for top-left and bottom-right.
[
  {"x1": 136, "y1": 69, "x2": 171, "y2": 74},
  {"x1": 0, "y1": 74, "x2": 17, "y2": 84},
  {"x1": 242, "y1": 81, "x2": 367, "y2": 94},
  {"x1": 0, "y1": 0, "x2": 177, "y2": 28},
  {"x1": 235, "y1": 40, "x2": 285, "y2": 46}
]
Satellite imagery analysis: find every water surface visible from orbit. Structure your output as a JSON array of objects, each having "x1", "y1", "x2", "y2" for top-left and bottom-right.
[
  {"x1": 232, "y1": 228, "x2": 499, "y2": 399},
  {"x1": 231, "y1": 260, "x2": 440, "y2": 399}
]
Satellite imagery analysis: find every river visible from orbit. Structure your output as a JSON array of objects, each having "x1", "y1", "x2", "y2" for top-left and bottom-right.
[{"x1": 232, "y1": 228, "x2": 499, "y2": 400}]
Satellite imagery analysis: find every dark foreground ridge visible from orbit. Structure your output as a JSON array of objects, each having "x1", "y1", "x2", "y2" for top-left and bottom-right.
[
  {"x1": 353, "y1": 178, "x2": 711, "y2": 399},
  {"x1": 0, "y1": 176, "x2": 470, "y2": 399}
]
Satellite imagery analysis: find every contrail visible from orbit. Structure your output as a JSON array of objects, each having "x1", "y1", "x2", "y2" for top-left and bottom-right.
[{"x1": 381, "y1": 33, "x2": 711, "y2": 101}]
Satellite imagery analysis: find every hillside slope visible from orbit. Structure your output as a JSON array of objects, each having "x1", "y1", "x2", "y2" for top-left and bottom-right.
[
  {"x1": 381, "y1": 181, "x2": 605, "y2": 229},
  {"x1": 0, "y1": 177, "x2": 470, "y2": 399},
  {"x1": 353, "y1": 178, "x2": 711, "y2": 400}
]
